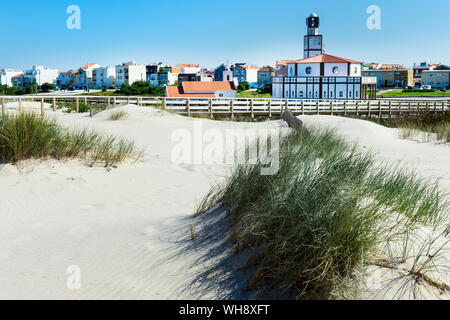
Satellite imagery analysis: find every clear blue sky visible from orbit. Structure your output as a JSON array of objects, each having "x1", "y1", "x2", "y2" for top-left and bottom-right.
[{"x1": 1, "y1": 0, "x2": 449, "y2": 71}]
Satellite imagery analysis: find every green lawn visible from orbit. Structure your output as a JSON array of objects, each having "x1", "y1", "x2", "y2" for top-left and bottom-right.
[
  {"x1": 237, "y1": 91, "x2": 272, "y2": 98},
  {"x1": 380, "y1": 91, "x2": 450, "y2": 97}
]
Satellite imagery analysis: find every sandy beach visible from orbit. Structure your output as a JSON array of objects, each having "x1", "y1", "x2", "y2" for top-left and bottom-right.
[{"x1": 0, "y1": 103, "x2": 448, "y2": 299}]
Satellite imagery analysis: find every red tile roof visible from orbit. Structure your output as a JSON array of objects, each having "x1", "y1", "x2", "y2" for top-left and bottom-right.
[
  {"x1": 259, "y1": 66, "x2": 276, "y2": 72},
  {"x1": 166, "y1": 81, "x2": 236, "y2": 98},
  {"x1": 166, "y1": 86, "x2": 215, "y2": 98},
  {"x1": 81, "y1": 63, "x2": 97, "y2": 70},
  {"x1": 276, "y1": 60, "x2": 295, "y2": 67},
  {"x1": 291, "y1": 54, "x2": 362, "y2": 64},
  {"x1": 179, "y1": 64, "x2": 199, "y2": 67},
  {"x1": 238, "y1": 65, "x2": 260, "y2": 70},
  {"x1": 182, "y1": 81, "x2": 235, "y2": 92}
]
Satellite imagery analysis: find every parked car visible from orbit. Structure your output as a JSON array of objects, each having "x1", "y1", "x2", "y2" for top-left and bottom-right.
[{"x1": 423, "y1": 85, "x2": 432, "y2": 90}]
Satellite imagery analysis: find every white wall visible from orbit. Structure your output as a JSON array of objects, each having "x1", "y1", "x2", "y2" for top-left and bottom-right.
[
  {"x1": 324, "y1": 63, "x2": 348, "y2": 76},
  {"x1": 0, "y1": 69, "x2": 23, "y2": 87},
  {"x1": 246, "y1": 68, "x2": 259, "y2": 83},
  {"x1": 296, "y1": 63, "x2": 320, "y2": 77}
]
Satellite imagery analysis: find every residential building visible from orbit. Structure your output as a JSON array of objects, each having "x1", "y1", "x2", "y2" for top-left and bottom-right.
[
  {"x1": 116, "y1": 62, "x2": 146, "y2": 88},
  {"x1": 11, "y1": 74, "x2": 23, "y2": 87},
  {"x1": 214, "y1": 63, "x2": 245, "y2": 81},
  {"x1": 272, "y1": 14, "x2": 377, "y2": 100},
  {"x1": 413, "y1": 62, "x2": 438, "y2": 85},
  {"x1": 421, "y1": 65, "x2": 450, "y2": 89},
  {"x1": 233, "y1": 65, "x2": 260, "y2": 86},
  {"x1": 0, "y1": 69, "x2": 23, "y2": 87},
  {"x1": 146, "y1": 64, "x2": 162, "y2": 85},
  {"x1": 362, "y1": 67, "x2": 414, "y2": 88},
  {"x1": 77, "y1": 63, "x2": 100, "y2": 89},
  {"x1": 92, "y1": 66, "x2": 116, "y2": 89},
  {"x1": 57, "y1": 70, "x2": 79, "y2": 89},
  {"x1": 257, "y1": 66, "x2": 276, "y2": 86},
  {"x1": 157, "y1": 66, "x2": 180, "y2": 86},
  {"x1": 177, "y1": 64, "x2": 201, "y2": 74},
  {"x1": 214, "y1": 64, "x2": 229, "y2": 82},
  {"x1": 166, "y1": 81, "x2": 237, "y2": 98},
  {"x1": 20, "y1": 65, "x2": 59, "y2": 87},
  {"x1": 276, "y1": 60, "x2": 295, "y2": 70}
]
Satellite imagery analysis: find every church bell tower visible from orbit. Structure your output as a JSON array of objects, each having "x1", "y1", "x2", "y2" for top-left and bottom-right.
[{"x1": 304, "y1": 13, "x2": 323, "y2": 58}]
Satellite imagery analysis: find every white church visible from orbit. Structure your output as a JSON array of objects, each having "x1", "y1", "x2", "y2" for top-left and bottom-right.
[{"x1": 273, "y1": 13, "x2": 377, "y2": 100}]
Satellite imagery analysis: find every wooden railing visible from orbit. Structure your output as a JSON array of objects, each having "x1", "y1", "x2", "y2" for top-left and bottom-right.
[{"x1": 1, "y1": 96, "x2": 449, "y2": 120}]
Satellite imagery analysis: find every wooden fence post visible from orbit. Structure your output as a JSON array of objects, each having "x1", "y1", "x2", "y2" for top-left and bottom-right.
[
  {"x1": 209, "y1": 99, "x2": 213, "y2": 119},
  {"x1": 230, "y1": 99, "x2": 234, "y2": 120},
  {"x1": 40, "y1": 97, "x2": 44, "y2": 116},
  {"x1": 250, "y1": 99, "x2": 254, "y2": 118},
  {"x1": 389, "y1": 101, "x2": 392, "y2": 125},
  {"x1": 378, "y1": 100, "x2": 382, "y2": 122},
  {"x1": 53, "y1": 97, "x2": 56, "y2": 111},
  {"x1": 301, "y1": 100, "x2": 305, "y2": 115},
  {"x1": 356, "y1": 101, "x2": 359, "y2": 116},
  {"x1": 84, "y1": 97, "x2": 88, "y2": 105},
  {"x1": 367, "y1": 100, "x2": 371, "y2": 118},
  {"x1": 76, "y1": 97, "x2": 79, "y2": 113},
  {"x1": 330, "y1": 101, "x2": 334, "y2": 116},
  {"x1": 187, "y1": 98, "x2": 190, "y2": 117},
  {"x1": 316, "y1": 100, "x2": 320, "y2": 115},
  {"x1": 344, "y1": 101, "x2": 347, "y2": 116},
  {"x1": 18, "y1": 98, "x2": 22, "y2": 113},
  {"x1": 107, "y1": 97, "x2": 110, "y2": 107},
  {"x1": 113, "y1": 97, "x2": 117, "y2": 107},
  {"x1": 268, "y1": 99, "x2": 272, "y2": 117},
  {"x1": 1, "y1": 97, "x2": 5, "y2": 117}
]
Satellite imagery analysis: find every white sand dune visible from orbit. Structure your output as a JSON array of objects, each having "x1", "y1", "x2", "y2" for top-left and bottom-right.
[{"x1": 0, "y1": 105, "x2": 448, "y2": 299}]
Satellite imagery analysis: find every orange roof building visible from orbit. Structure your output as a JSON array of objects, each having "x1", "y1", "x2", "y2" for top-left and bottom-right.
[{"x1": 166, "y1": 81, "x2": 236, "y2": 98}]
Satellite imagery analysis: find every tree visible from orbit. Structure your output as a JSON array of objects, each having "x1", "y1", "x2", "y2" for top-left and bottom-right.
[
  {"x1": 41, "y1": 83, "x2": 55, "y2": 93},
  {"x1": 237, "y1": 81, "x2": 250, "y2": 92}
]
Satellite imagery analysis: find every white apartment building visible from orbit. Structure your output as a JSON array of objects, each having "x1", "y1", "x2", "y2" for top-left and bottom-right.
[
  {"x1": 21, "y1": 65, "x2": 59, "y2": 87},
  {"x1": 116, "y1": 62, "x2": 146, "y2": 87},
  {"x1": 177, "y1": 64, "x2": 201, "y2": 74},
  {"x1": 92, "y1": 66, "x2": 116, "y2": 88},
  {"x1": 0, "y1": 69, "x2": 23, "y2": 87}
]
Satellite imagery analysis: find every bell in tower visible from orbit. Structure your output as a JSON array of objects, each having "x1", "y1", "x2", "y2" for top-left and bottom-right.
[
  {"x1": 307, "y1": 13, "x2": 320, "y2": 35},
  {"x1": 304, "y1": 13, "x2": 323, "y2": 58}
]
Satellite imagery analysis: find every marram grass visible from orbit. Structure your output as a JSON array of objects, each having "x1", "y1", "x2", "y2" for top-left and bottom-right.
[
  {"x1": 196, "y1": 126, "x2": 448, "y2": 299},
  {"x1": 0, "y1": 112, "x2": 142, "y2": 166}
]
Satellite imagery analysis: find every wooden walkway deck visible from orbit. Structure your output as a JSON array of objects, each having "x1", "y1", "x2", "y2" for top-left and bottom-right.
[{"x1": 1, "y1": 96, "x2": 449, "y2": 120}]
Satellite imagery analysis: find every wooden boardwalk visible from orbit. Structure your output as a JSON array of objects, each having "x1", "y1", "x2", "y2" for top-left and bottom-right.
[{"x1": 1, "y1": 96, "x2": 449, "y2": 120}]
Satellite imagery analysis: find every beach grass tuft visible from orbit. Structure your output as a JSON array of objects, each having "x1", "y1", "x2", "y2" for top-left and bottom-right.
[
  {"x1": 110, "y1": 110, "x2": 128, "y2": 121},
  {"x1": 196, "y1": 126, "x2": 448, "y2": 299},
  {"x1": 0, "y1": 112, "x2": 142, "y2": 166}
]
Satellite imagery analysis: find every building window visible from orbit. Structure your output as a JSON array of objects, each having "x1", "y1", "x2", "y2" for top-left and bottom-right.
[
  {"x1": 305, "y1": 67, "x2": 312, "y2": 75},
  {"x1": 339, "y1": 91, "x2": 343, "y2": 98},
  {"x1": 349, "y1": 91, "x2": 352, "y2": 98},
  {"x1": 332, "y1": 67, "x2": 339, "y2": 75},
  {"x1": 299, "y1": 91, "x2": 303, "y2": 97}
]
